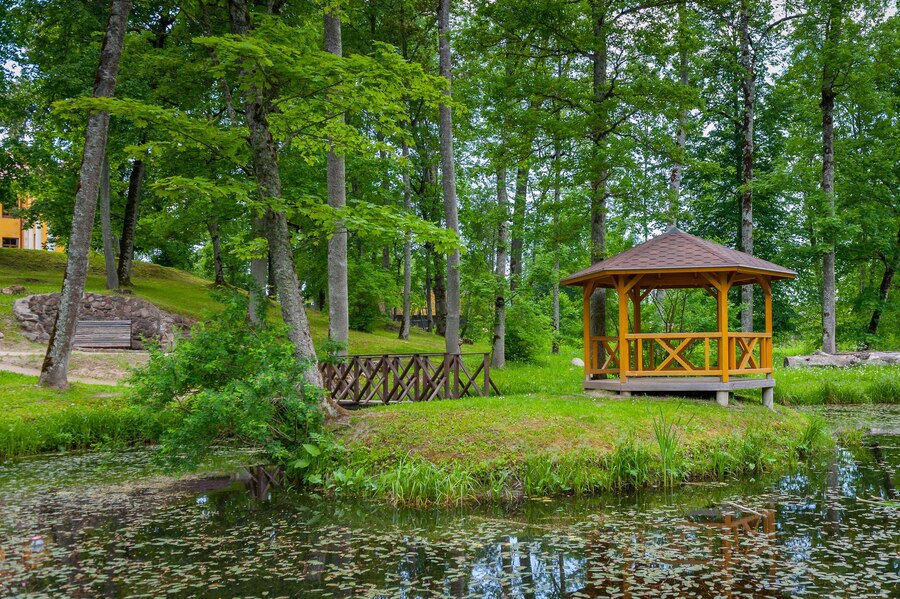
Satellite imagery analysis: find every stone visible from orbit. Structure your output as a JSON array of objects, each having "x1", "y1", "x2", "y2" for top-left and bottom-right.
[
  {"x1": 1, "y1": 285, "x2": 27, "y2": 295},
  {"x1": 570, "y1": 358, "x2": 585, "y2": 367},
  {"x1": 11, "y1": 292, "x2": 194, "y2": 349}
]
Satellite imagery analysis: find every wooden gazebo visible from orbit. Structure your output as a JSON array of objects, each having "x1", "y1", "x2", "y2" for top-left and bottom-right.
[{"x1": 561, "y1": 227, "x2": 796, "y2": 407}]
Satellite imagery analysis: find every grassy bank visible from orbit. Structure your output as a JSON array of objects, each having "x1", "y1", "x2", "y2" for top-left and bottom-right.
[
  {"x1": 320, "y1": 394, "x2": 825, "y2": 505},
  {"x1": 0, "y1": 372, "x2": 159, "y2": 458}
]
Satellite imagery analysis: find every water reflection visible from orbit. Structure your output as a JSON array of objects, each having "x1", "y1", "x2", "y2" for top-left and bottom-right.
[{"x1": 1, "y1": 429, "x2": 898, "y2": 597}]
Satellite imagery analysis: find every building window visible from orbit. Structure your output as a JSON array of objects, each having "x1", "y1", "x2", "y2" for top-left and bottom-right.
[
  {"x1": 2, "y1": 237, "x2": 19, "y2": 248},
  {"x1": 1, "y1": 203, "x2": 16, "y2": 218}
]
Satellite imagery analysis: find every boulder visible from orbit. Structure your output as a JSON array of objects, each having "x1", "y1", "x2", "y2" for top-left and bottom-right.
[
  {"x1": 571, "y1": 357, "x2": 585, "y2": 367},
  {"x1": 783, "y1": 350, "x2": 900, "y2": 368}
]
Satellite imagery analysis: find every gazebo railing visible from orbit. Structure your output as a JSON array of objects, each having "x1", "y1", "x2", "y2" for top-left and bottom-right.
[{"x1": 587, "y1": 332, "x2": 772, "y2": 378}]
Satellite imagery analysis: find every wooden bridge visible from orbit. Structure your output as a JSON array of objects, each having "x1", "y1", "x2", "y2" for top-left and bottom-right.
[{"x1": 318, "y1": 353, "x2": 500, "y2": 407}]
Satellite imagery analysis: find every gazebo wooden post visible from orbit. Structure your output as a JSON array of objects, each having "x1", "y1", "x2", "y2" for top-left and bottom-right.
[
  {"x1": 631, "y1": 287, "x2": 642, "y2": 373},
  {"x1": 717, "y1": 272, "x2": 732, "y2": 406},
  {"x1": 583, "y1": 281, "x2": 593, "y2": 380},
  {"x1": 617, "y1": 276, "x2": 629, "y2": 387}
]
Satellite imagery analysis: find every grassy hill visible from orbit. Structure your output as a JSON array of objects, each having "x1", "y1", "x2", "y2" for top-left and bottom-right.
[{"x1": 0, "y1": 248, "x2": 475, "y2": 355}]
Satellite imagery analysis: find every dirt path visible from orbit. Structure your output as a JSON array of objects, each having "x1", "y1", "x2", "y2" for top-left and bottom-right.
[
  {"x1": 0, "y1": 360, "x2": 121, "y2": 386},
  {"x1": 0, "y1": 349, "x2": 144, "y2": 386}
]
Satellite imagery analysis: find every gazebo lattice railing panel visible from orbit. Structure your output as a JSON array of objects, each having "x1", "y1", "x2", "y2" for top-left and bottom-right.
[{"x1": 588, "y1": 332, "x2": 772, "y2": 378}]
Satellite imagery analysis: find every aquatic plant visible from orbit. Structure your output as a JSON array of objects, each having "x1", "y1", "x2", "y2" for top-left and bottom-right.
[{"x1": 652, "y1": 405, "x2": 691, "y2": 489}]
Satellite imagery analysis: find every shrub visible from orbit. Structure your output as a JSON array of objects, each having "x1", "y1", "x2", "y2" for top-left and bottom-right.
[
  {"x1": 505, "y1": 297, "x2": 552, "y2": 363},
  {"x1": 348, "y1": 261, "x2": 397, "y2": 332},
  {"x1": 129, "y1": 292, "x2": 323, "y2": 470}
]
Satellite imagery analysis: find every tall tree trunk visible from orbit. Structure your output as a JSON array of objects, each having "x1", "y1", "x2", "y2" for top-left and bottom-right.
[
  {"x1": 40, "y1": 0, "x2": 132, "y2": 389},
  {"x1": 508, "y1": 164, "x2": 528, "y2": 292},
  {"x1": 668, "y1": 0, "x2": 688, "y2": 227},
  {"x1": 325, "y1": 4, "x2": 349, "y2": 353},
  {"x1": 116, "y1": 156, "x2": 145, "y2": 286},
  {"x1": 437, "y1": 0, "x2": 460, "y2": 354},
  {"x1": 821, "y1": 10, "x2": 839, "y2": 354},
  {"x1": 866, "y1": 226, "x2": 900, "y2": 344},
  {"x1": 399, "y1": 138, "x2": 412, "y2": 341},
  {"x1": 589, "y1": 0, "x2": 608, "y2": 341},
  {"x1": 739, "y1": 1, "x2": 755, "y2": 333},
  {"x1": 492, "y1": 167, "x2": 509, "y2": 368},
  {"x1": 229, "y1": 0, "x2": 332, "y2": 405},
  {"x1": 207, "y1": 217, "x2": 226, "y2": 286},
  {"x1": 433, "y1": 252, "x2": 447, "y2": 336},
  {"x1": 424, "y1": 252, "x2": 433, "y2": 332},
  {"x1": 99, "y1": 154, "x2": 118, "y2": 290},
  {"x1": 552, "y1": 144, "x2": 561, "y2": 355}
]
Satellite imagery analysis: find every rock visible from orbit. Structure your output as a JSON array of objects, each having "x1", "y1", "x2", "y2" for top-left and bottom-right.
[
  {"x1": 11, "y1": 291, "x2": 195, "y2": 349},
  {"x1": 1, "y1": 285, "x2": 27, "y2": 295},
  {"x1": 0, "y1": 331, "x2": 4, "y2": 340},
  {"x1": 783, "y1": 351, "x2": 900, "y2": 368},
  {"x1": 571, "y1": 357, "x2": 585, "y2": 367}
]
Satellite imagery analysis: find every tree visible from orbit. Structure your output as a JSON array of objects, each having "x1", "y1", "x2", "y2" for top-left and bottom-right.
[
  {"x1": 438, "y1": 0, "x2": 461, "y2": 354},
  {"x1": 325, "y1": 3, "x2": 349, "y2": 353},
  {"x1": 40, "y1": 0, "x2": 132, "y2": 389}
]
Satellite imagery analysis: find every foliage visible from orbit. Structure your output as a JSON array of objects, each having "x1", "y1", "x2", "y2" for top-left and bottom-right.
[
  {"x1": 129, "y1": 293, "x2": 323, "y2": 470},
  {"x1": 347, "y1": 260, "x2": 397, "y2": 333},
  {"x1": 504, "y1": 296, "x2": 552, "y2": 363}
]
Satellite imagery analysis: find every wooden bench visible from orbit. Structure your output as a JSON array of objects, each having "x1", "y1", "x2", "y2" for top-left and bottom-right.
[{"x1": 73, "y1": 320, "x2": 132, "y2": 349}]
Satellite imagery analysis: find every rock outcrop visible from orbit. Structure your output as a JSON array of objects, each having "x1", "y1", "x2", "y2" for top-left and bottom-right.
[{"x1": 13, "y1": 292, "x2": 193, "y2": 349}]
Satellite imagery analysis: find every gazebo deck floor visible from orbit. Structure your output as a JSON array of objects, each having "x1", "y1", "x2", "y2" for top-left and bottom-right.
[{"x1": 584, "y1": 376, "x2": 775, "y2": 393}]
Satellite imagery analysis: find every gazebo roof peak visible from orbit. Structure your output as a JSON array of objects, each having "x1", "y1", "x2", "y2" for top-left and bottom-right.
[{"x1": 561, "y1": 227, "x2": 796, "y2": 287}]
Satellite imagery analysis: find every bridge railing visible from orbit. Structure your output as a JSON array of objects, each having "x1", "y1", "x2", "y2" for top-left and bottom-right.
[{"x1": 319, "y1": 352, "x2": 500, "y2": 406}]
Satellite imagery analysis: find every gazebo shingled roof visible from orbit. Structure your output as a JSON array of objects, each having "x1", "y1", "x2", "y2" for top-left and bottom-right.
[{"x1": 561, "y1": 227, "x2": 796, "y2": 288}]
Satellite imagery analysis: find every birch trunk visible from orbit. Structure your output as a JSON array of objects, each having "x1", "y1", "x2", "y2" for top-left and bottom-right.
[
  {"x1": 492, "y1": 167, "x2": 509, "y2": 368},
  {"x1": 438, "y1": 0, "x2": 460, "y2": 354},
  {"x1": 739, "y1": 1, "x2": 755, "y2": 333},
  {"x1": 228, "y1": 0, "x2": 334, "y2": 410},
  {"x1": 40, "y1": 0, "x2": 132, "y2": 389},
  {"x1": 399, "y1": 138, "x2": 412, "y2": 341},
  {"x1": 668, "y1": 0, "x2": 688, "y2": 227},
  {"x1": 589, "y1": 0, "x2": 607, "y2": 340},
  {"x1": 508, "y1": 165, "x2": 528, "y2": 292},
  {"x1": 821, "y1": 9, "x2": 839, "y2": 354},
  {"x1": 325, "y1": 5, "x2": 349, "y2": 353},
  {"x1": 116, "y1": 156, "x2": 144, "y2": 286},
  {"x1": 99, "y1": 154, "x2": 118, "y2": 290}
]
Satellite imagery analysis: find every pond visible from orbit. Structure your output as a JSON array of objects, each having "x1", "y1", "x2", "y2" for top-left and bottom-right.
[{"x1": 1, "y1": 406, "x2": 898, "y2": 598}]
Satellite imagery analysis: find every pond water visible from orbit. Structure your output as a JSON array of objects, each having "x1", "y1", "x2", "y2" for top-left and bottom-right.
[{"x1": 1, "y1": 407, "x2": 898, "y2": 598}]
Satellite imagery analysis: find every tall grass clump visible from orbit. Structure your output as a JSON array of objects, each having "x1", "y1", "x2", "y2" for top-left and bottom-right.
[
  {"x1": 652, "y1": 405, "x2": 692, "y2": 489},
  {"x1": 605, "y1": 435, "x2": 654, "y2": 491},
  {"x1": 775, "y1": 365, "x2": 900, "y2": 405}
]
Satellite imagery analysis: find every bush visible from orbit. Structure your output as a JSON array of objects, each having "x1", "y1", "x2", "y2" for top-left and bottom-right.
[
  {"x1": 348, "y1": 261, "x2": 397, "y2": 332},
  {"x1": 505, "y1": 297, "x2": 552, "y2": 363},
  {"x1": 129, "y1": 292, "x2": 323, "y2": 470}
]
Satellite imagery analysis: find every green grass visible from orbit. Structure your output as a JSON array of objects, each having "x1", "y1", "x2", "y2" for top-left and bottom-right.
[
  {"x1": 0, "y1": 248, "x2": 483, "y2": 355},
  {"x1": 0, "y1": 371, "x2": 160, "y2": 458},
  {"x1": 775, "y1": 365, "x2": 900, "y2": 404},
  {"x1": 325, "y1": 393, "x2": 820, "y2": 505}
]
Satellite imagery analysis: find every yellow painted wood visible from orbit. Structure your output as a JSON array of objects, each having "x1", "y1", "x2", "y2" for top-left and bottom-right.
[
  {"x1": 583, "y1": 283, "x2": 591, "y2": 378},
  {"x1": 718, "y1": 272, "x2": 731, "y2": 382},
  {"x1": 617, "y1": 276, "x2": 629, "y2": 383}
]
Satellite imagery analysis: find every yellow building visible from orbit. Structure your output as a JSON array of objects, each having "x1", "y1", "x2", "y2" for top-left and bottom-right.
[{"x1": 0, "y1": 197, "x2": 54, "y2": 250}]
